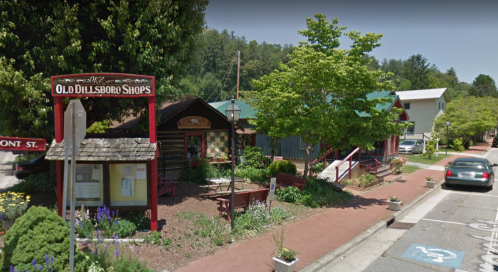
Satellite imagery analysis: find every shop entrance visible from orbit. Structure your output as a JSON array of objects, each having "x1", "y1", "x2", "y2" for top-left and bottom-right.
[{"x1": 185, "y1": 132, "x2": 205, "y2": 166}]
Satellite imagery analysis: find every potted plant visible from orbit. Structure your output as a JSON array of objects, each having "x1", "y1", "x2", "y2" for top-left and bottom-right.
[
  {"x1": 271, "y1": 227, "x2": 299, "y2": 272},
  {"x1": 426, "y1": 177, "x2": 436, "y2": 188},
  {"x1": 388, "y1": 196, "x2": 402, "y2": 211},
  {"x1": 391, "y1": 156, "x2": 407, "y2": 174}
]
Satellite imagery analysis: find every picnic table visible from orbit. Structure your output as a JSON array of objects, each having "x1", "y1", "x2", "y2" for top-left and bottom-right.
[{"x1": 201, "y1": 177, "x2": 245, "y2": 195}]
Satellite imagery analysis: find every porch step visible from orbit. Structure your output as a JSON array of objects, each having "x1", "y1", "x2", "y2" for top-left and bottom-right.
[{"x1": 371, "y1": 165, "x2": 392, "y2": 178}]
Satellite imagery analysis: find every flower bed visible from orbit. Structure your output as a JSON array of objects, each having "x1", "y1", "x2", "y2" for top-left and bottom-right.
[{"x1": 340, "y1": 174, "x2": 381, "y2": 191}]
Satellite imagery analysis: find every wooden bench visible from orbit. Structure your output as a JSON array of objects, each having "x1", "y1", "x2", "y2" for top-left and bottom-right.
[
  {"x1": 158, "y1": 176, "x2": 178, "y2": 197},
  {"x1": 216, "y1": 188, "x2": 269, "y2": 220},
  {"x1": 267, "y1": 172, "x2": 307, "y2": 191}
]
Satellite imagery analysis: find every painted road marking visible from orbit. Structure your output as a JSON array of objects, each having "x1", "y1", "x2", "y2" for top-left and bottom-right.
[
  {"x1": 402, "y1": 243, "x2": 464, "y2": 268},
  {"x1": 451, "y1": 191, "x2": 498, "y2": 198},
  {"x1": 404, "y1": 217, "x2": 467, "y2": 226}
]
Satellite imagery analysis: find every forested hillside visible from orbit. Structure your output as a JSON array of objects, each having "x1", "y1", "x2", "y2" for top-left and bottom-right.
[{"x1": 181, "y1": 28, "x2": 497, "y2": 101}]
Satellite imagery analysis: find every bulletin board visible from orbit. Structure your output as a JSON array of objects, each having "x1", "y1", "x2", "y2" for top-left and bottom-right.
[
  {"x1": 109, "y1": 163, "x2": 148, "y2": 206},
  {"x1": 66, "y1": 164, "x2": 104, "y2": 206}
]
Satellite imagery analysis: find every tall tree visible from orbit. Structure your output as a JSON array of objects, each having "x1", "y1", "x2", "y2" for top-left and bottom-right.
[
  {"x1": 403, "y1": 54, "x2": 431, "y2": 90},
  {"x1": 0, "y1": 0, "x2": 208, "y2": 139},
  {"x1": 469, "y1": 74, "x2": 498, "y2": 97},
  {"x1": 245, "y1": 14, "x2": 407, "y2": 177},
  {"x1": 434, "y1": 96, "x2": 497, "y2": 145}
]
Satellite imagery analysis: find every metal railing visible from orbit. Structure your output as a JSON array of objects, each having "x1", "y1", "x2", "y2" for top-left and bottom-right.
[{"x1": 335, "y1": 147, "x2": 360, "y2": 183}]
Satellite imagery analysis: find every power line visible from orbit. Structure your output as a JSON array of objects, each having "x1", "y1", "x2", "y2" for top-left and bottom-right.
[{"x1": 206, "y1": 53, "x2": 237, "y2": 102}]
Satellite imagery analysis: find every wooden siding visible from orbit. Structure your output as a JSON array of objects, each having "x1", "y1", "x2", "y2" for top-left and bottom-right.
[{"x1": 256, "y1": 134, "x2": 320, "y2": 160}]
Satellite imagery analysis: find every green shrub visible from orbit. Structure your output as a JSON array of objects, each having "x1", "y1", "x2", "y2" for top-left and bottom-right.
[
  {"x1": 122, "y1": 210, "x2": 150, "y2": 231},
  {"x1": 10, "y1": 172, "x2": 56, "y2": 195},
  {"x1": 275, "y1": 186, "x2": 301, "y2": 203},
  {"x1": 233, "y1": 202, "x2": 288, "y2": 235},
  {"x1": 2, "y1": 206, "x2": 73, "y2": 272},
  {"x1": 143, "y1": 230, "x2": 163, "y2": 245},
  {"x1": 275, "y1": 178, "x2": 353, "y2": 208},
  {"x1": 181, "y1": 158, "x2": 218, "y2": 184},
  {"x1": 342, "y1": 174, "x2": 377, "y2": 188},
  {"x1": 310, "y1": 161, "x2": 329, "y2": 174},
  {"x1": 233, "y1": 165, "x2": 269, "y2": 183},
  {"x1": 268, "y1": 160, "x2": 297, "y2": 177},
  {"x1": 107, "y1": 255, "x2": 155, "y2": 272},
  {"x1": 451, "y1": 138, "x2": 465, "y2": 151},
  {"x1": 241, "y1": 146, "x2": 266, "y2": 169},
  {"x1": 116, "y1": 219, "x2": 137, "y2": 238}
]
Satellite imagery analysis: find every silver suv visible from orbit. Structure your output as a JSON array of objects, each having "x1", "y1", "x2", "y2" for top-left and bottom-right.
[{"x1": 399, "y1": 140, "x2": 424, "y2": 154}]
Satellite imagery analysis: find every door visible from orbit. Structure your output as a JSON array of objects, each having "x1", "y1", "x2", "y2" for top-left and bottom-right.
[{"x1": 185, "y1": 133, "x2": 205, "y2": 167}]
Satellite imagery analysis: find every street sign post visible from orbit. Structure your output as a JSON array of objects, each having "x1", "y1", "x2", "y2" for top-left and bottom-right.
[{"x1": 63, "y1": 100, "x2": 86, "y2": 272}]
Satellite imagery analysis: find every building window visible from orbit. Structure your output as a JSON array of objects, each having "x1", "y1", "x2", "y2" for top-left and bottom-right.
[
  {"x1": 404, "y1": 103, "x2": 410, "y2": 110},
  {"x1": 406, "y1": 122, "x2": 415, "y2": 134}
]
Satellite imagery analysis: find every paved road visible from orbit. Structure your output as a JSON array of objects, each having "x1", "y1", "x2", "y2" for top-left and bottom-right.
[
  {"x1": 319, "y1": 148, "x2": 498, "y2": 272},
  {"x1": 0, "y1": 151, "x2": 19, "y2": 191},
  {"x1": 364, "y1": 149, "x2": 498, "y2": 272}
]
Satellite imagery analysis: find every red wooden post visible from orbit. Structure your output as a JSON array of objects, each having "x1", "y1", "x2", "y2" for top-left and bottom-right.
[
  {"x1": 149, "y1": 96, "x2": 158, "y2": 231},
  {"x1": 54, "y1": 97, "x2": 64, "y2": 216},
  {"x1": 349, "y1": 157, "x2": 352, "y2": 179}
]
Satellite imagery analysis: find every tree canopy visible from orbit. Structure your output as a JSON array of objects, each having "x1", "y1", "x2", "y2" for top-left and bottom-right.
[
  {"x1": 434, "y1": 96, "x2": 498, "y2": 144},
  {"x1": 0, "y1": 0, "x2": 208, "y2": 139},
  {"x1": 469, "y1": 74, "x2": 498, "y2": 97},
  {"x1": 243, "y1": 14, "x2": 409, "y2": 177}
]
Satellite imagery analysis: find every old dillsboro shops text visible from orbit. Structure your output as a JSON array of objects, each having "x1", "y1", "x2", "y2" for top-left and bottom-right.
[{"x1": 54, "y1": 84, "x2": 152, "y2": 95}]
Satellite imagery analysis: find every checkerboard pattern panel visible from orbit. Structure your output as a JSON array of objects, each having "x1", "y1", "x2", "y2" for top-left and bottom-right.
[{"x1": 206, "y1": 131, "x2": 229, "y2": 158}]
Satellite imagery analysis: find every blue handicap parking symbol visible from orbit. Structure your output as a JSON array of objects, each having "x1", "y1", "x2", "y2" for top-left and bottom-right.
[{"x1": 401, "y1": 243, "x2": 464, "y2": 268}]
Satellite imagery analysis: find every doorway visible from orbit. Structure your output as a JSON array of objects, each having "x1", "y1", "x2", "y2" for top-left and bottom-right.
[{"x1": 185, "y1": 132, "x2": 205, "y2": 167}]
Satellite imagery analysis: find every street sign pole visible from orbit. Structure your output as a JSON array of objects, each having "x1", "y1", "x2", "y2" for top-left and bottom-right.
[
  {"x1": 63, "y1": 100, "x2": 86, "y2": 272},
  {"x1": 69, "y1": 102, "x2": 76, "y2": 272}
]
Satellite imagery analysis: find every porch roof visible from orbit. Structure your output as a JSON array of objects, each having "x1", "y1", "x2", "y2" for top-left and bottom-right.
[{"x1": 45, "y1": 138, "x2": 156, "y2": 161}]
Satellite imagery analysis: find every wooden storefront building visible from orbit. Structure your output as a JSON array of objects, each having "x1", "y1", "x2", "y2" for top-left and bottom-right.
[{"x1": 112, "y1": 97, "x2": 233, "y2": 178}]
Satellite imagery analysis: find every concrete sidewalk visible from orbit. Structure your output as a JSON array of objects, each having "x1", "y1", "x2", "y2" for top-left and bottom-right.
[{"x1": 174, "y1": 141, "x2": 492, "y2": 272}]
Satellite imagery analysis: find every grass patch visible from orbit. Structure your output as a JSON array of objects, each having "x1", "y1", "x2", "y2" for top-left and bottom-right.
[
  {"x1": 402, "y1": 164, "x2": 420, "y2": 174},
  {"x1": 405, "y1": 154, "x2": 451, "y2": 165}
]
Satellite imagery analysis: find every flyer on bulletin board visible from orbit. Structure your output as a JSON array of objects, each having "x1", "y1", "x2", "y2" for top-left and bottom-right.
[
  {"x1": 135, "y1": 164, "x2": 146, "y2": 179},
  {"x1": 122, "y1": 165, "x2": 132, "y2": 176},
  {"x1": 121, "y1": 177, "x2": 134, "y2": 196}
]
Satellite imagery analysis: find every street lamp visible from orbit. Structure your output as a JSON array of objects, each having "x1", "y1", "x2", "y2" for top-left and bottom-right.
[
  {"x1": 225, "y1": 98, "x2": 240, "y2": 231},
  {"x1": 446, "y1": 121, "x2": 451, "y2": 155}
]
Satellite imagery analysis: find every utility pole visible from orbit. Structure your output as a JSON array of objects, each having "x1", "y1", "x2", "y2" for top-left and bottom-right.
[{"x1": 236, "y1": 50, "x2": 240, "y2": 99}]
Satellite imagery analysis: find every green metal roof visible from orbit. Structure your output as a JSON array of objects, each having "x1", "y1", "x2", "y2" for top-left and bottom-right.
[
  {"x1": 209, "y1": 99, "x2": 257, "y2": 119},
  {"x1": 357, "y1": 90, "x2": 398, "y2": 117},
  {"x1": 210, "y1": 91, "x2": 397, "y2": 119}
]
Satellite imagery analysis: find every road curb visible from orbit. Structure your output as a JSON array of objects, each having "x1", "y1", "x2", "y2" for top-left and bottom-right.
[{"x1": 300, "y1": 182, "x2": 443, "y2": 272}]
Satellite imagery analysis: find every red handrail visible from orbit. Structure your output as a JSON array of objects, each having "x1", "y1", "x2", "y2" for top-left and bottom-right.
[
  {"x1": 309, "y1": 148, "x2": 335, "y2": 175},
  {"x1": 309, "y1": 148, "x2": 335, "y2": 166},
  {"x1": 335, "y1": 147, "x2": 360, "y2": 183},
  {"x1": 361, "y1": 149, "x2": 381, "y2": 177}
]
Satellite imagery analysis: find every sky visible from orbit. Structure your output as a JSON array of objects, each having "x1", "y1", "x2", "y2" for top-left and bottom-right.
[{"x1": 205, "y1": 0, "x2": 498, "y2": 84}]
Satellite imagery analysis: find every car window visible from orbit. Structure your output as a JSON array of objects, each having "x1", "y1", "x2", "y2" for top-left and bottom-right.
[
  {"x1": 400, "y1": 141, "x2": 415, "y2": 145},
  {"x1": 30, "y1": 153, "x2": 46, "y2": 162},
  {"x1": 453, "y1": 161, "x2": 486, "y2": 169},
  {"x1": 416, "y1": 141, "x2": 423, "y2": 145}
]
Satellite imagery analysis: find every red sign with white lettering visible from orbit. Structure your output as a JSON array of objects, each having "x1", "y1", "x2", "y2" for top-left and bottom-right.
[{"x1": 0, "y1": 136, "x2": 46, "y2": 151}]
